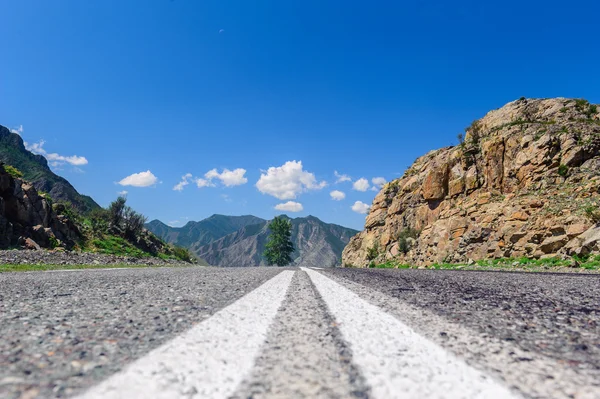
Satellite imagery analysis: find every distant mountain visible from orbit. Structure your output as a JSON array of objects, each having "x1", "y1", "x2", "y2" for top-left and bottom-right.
[
  {"x1": 146, "y1": 214, "x2": 266, "y2": 248},
  {"x1": 147, "y1": 215, "x2": 359, "y2": 267},
  {"x1": 0, "y1": 125, "x2": 99, "y2": 213}
]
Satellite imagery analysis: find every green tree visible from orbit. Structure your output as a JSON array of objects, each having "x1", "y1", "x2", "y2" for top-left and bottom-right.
[{"x1": 263, "y1": 217, "x2": 294, "y2": 266}]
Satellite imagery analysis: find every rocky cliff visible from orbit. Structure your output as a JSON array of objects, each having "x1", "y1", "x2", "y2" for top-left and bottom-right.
[
  {"x1": 0, "y1": 125, "x2": 99, "y2": 213},
  {"x1": 0, "y1": 163, "x2": 82, "y2": 249},
  {"x1": 342, "y1": 98, "x2": 600, "y2": 267}
]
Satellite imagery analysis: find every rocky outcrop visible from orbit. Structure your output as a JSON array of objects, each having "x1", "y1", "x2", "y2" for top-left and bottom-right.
[
  {"x1": 343, "y1": 98, "x2": 600, "y2": 267},
  {"x1": 0, "y1": 163, "x2": 82, "y2": 249}
]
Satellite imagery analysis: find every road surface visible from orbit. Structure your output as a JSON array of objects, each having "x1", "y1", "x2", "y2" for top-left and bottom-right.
[{"x1": 0, "y1": 267, "x2": 598, "y2": 398}]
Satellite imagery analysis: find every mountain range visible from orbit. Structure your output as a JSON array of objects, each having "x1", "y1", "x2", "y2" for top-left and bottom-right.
[{"x1": 147, "y1": 215, "x2": 359, "y2": 267}]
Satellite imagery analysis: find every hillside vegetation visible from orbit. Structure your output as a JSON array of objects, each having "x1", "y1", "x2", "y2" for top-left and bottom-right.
[{"x1": 0, "y1": 162, "x2": 193, "y2": 262}]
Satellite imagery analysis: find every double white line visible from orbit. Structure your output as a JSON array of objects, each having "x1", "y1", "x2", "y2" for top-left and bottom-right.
[{"x1": 77, "y1": 268, "x2": 517, "y2": 399}]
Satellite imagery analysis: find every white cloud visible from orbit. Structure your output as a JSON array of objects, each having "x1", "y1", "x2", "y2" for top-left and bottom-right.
[
  {"x1": 372, "y1": 177, "x2": 386, "y2": 188},
  {"x1": 221, "y1": 194, "x2": 233, "y2": 203},
  {"x1": 46, "y1": 153, "x2": 88, "y2": 166},
  {"x1": 118, "y1": 170, "x2": 158, "y2": 187},
  {"x1": 219, "y1": 29, "x2": 225, "y2": 34},
  {"x1": 256, "y1": 160, "x2": 327, "y2": 200},
  {"x1": 195, "y1": 168, "x2": 247, "y2": 188},
  {"x1": 274, "y1": 201, "x2": 304, "y2": 212},
  {"x1": 353, "y1": 178, "x2": 370, "y2": 192},
  {"x1": 196, "y1": 178, "x2": 216, "y2": 188},
  {"x1": 334, "y1": 170, "x2": 352, "y2": 183},
  {"x1": 24, "y1": 140, "x2": 46, "y2": 154},
  {"x1": 24, "y1": 139, "x2": 88, "y2": 166},
  {"x1": 330, "y1": 190, "x2": 346, "y2": 201},
  {"x1": 212, "y1": 168, "x2": 248, "y2": 187},
  {"x1": 10, "y1": 125, "x2": 23, "y2": 135},
  {"x1": 117, "y1": 190, "x2": 128, "y2": 196},
  {"x1": 352, "y1": 201, "x2": 370, "y2": 214},
  {"x1": 173, "y1": 173, "x2": 193, "y2": 191}
]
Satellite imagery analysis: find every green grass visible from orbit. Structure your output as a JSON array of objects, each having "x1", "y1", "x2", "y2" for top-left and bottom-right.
[
  {"x1": 429, "y1": 255, "x2": 600, "y2": 272},
  {"x1": 368, "y1": 255, "x2": 600, "y2": 272},
  {"x1": 90, "y1": 235, "x2": 149, "y2": 258},
  {"x1": 0, "y1": 263, "x2": 196, "y2": 273},
  {"x1": 369, "y1": 260, "x2": 411, "y2": 269}
]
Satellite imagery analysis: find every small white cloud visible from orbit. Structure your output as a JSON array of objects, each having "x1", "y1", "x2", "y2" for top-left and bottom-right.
[
  {"x1": 256, "y1": 160, "x2": 327, "y2": 200},
  {"x1": 173, "y1": 173, "x2": 193, "y2": 191},
  {"x1": 330, "y1": 190, "x2": 346, "y2": 201},
  {"x1": 371, "y1": 177, "x2": 386, "y2": 188},
  {"x1": 24, "y1": 139, "x2": 88, "y2": 166},
  {"x1": 219, "y1": 29, "x2": 225, "y2": 33},
  {"x1": 24, "y1": 140, "x2": 46, "y2": 154},
  {"x1": 334, "y1": 170, "x2": 352, "y2": 183},
  {"x1": 117, "y1": 190, "x2": 128, "y2": 196},
  {"x1": 118, "y1": 170, "x2": 158, "y2": 187},
  {"x1": 353, "y1": 178, "x2": 370, "y2": 192},
  {"x1": 46, "y1": 153, "x2": 88, "y2": 166},
  {"x1": 195, "y1": 168, "x2": 248, "y2": 188},
  {"x1": 10, "y1": 125, "x2": 23, "y2": 135},
  {"x1": 213, "y1": 168, "x2": 248, "y2": 187},
  {"x1": 275, "y1": 201, "x2": 304, "y2": 212},
  {"x1": 352, "y1": 201, "x2": 370, "y2": 214}
]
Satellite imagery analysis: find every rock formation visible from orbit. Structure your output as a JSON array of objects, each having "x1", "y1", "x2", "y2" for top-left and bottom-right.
[
  {"x1": 0, "y1": 163, "x2": 82, "y2": 249},
  {"x1": 342, "y1": 98, "x2": 600, "y2": 267}
]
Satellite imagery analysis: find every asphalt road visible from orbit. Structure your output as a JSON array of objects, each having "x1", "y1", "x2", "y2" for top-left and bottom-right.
[{"x1": 0, "y1": 267, "x2": 598, "y2": 398}]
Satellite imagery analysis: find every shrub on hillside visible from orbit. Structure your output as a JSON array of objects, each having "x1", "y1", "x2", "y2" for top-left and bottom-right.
[
  {"x1": 366, "y1": 243, "x2": 379, "y2": 260},
  {"x1": 4, "y1": 164, "x2": 23, "y2": 178},
  {"x1": 109, "y1": 196, "x2": 127, "y2": 227},
  {"x1": 123, "y1": 207, "x2": 147, "y2": 239},
  {"x1": 585, "y1": 205, "x2": 600, "y2": 224},
  {"x1": 397, "y1": 228, "x2": 420, "y2": 254},
  {"x1": 172, "y1": 246, "x2": 193, "y2": 262}
]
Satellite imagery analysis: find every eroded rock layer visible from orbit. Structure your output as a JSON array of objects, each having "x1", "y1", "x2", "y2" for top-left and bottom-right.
[{"x1": 342, "y1": 98, "x2": 600, "y2": 267}]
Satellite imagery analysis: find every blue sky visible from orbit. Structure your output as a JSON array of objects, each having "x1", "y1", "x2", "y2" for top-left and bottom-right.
[{"x1": 1, "y1": 0, "x2": 599, "y2": 230}]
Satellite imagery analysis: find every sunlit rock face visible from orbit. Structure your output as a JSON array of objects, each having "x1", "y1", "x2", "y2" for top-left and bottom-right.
[{"x1": 343, "y1": 98, "x2": 600, "y2": 267}]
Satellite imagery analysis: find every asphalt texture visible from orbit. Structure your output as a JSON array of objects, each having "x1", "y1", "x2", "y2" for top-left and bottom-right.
[
  {"x1": 1, "y1": 266, "x2": 599, "y2": 398},
  {"x1": 322, "y1": 268, "x2": 600, "y2": 398},
  {"x1": 0, "y1": 267, "x2": 283, "y2": 399},
  {"x1": 232, "y1": 271, "x2": 368, "y2": 399}
]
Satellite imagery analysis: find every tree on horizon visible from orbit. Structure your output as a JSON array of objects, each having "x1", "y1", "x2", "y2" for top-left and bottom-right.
[{"x1": 263, "y1": 216, "x2": 294, "y2": 266}]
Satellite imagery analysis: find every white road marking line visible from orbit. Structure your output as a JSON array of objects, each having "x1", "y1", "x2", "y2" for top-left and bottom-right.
[
  {"x1": 311, "y1": 267, "x2": 325, "y2": 270},
  {"x1": 301, "y1": 267, "x2": 519, "y2": 399},
  {"x1": 77, "y1": 270, "x2": 295, "y2": 399}
]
